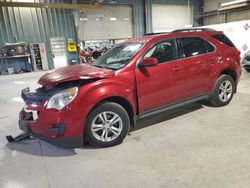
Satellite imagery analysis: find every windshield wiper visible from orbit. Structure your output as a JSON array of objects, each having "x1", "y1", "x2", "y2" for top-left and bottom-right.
[
  {"x1": 91, "y1": 64, "x2": 117, "y2": 70},
  {"x1": 91, "y1": 64, "x2": 104, "y2": 68}
]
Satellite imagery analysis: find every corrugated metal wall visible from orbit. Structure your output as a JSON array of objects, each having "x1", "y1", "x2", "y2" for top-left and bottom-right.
[
  {"x1": 133, "y1": 0, "x2": 145, "y2": 37},
  {"x1": 0, "y1": 0, "x2": 200, "y2": 71},
  {"x1": 0, "y1": 1, "x2": 77, "y2": 69}
]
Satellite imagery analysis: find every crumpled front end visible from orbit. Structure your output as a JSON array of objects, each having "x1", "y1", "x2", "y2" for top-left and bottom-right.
[
  {"x1": 19, "y1": 86, "x2": 84, "y2": 148},
  {"x1": 17, "y1": 64, "x2": 115, "y2": 148}
]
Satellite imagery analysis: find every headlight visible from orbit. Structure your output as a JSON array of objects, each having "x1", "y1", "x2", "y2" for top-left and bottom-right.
[{"x1": 46, "y1": 87, "x2": 79, "y2": 110}]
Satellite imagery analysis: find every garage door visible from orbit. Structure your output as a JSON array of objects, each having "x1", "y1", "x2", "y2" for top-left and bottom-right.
[
  {"x1": 50, "y1": 37, "x2": 68, "y2": 69},
  {"x1": 152, "y1": 4, "x2": 193, "y2": 32},
  {"x1": 78, "y1": 5, "x2": 133, "y2": 41}
]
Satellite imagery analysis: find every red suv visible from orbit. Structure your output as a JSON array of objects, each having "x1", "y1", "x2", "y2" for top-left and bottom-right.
[{"x1": 18, "y1": 28, "x2": 241, "y2": 148}]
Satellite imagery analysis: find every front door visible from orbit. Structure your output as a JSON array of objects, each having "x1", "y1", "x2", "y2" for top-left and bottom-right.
[{"x1": 135, "y1": 39, "x2": 183, "y2": 114}]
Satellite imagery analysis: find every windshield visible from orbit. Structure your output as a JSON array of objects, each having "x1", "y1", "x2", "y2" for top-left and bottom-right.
[{"x1": 91, "y1": 42, "x2": 144, "y2": 70}]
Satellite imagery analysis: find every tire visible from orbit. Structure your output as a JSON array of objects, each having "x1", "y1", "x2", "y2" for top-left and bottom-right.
[
  {"x1": 209, "y1": 74, "x2": 236, "y2": 107},
  {"x1": 85, "y1": 102, "x2": 130, "y2": 147}
]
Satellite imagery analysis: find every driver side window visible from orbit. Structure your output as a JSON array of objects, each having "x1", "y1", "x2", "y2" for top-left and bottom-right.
[{"x1": 144, "y1": 39, "x2": 177, "y2": 64}]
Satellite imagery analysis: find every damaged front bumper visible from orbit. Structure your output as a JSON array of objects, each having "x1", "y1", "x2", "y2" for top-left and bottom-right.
[
  {"x1": 18, "y1": 88, "x2": 84, "y2": 148},
  {"x1": 19, "y1": 109, "x2": 66, "y2": 136}
]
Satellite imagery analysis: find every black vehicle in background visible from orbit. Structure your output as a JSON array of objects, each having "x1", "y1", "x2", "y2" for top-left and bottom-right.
[{"x1": 242, "y1": 50, "x2": 250, "y2": 72}]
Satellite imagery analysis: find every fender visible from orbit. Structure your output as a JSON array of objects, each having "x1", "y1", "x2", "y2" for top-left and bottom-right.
[{"x1": 72, "y1": 75, "x2": 137, "y2": 128}]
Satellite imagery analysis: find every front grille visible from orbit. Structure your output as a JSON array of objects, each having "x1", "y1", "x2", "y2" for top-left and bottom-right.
[
  {"x1": 21, "y1": 87, "x2": 49, "y2": 105},
  {"x1": 21, "y1": 79, "x2": 89, "y2": 105}
]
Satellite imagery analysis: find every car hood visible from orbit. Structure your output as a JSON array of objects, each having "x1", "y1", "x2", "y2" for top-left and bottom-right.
[{"x1": 38, "y1": 64, "x2": 115, "y2": 89}]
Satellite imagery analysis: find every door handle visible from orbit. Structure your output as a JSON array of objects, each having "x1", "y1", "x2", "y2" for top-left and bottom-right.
[
  {"x1": 209, "y1": 57, "x2": 222, "y2": 62},
  {"x1": 173, "y1": 66, "x2": 182, "y2": 71},
  {"x1": 209, "y1": 58, "x2": 216, "y2": 62}
]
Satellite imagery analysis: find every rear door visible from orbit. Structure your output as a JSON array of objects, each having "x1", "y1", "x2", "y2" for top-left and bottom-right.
[
  {"x1": 177, "y1": 36, "x2": 217, "y2": 97},
  {"x1": 135, "y1": 38, "x2": 183, "y2": 113}
]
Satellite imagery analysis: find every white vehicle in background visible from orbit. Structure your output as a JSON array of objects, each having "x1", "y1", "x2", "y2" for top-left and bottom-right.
[{"x1": 242, "y1": 50, "x2": 250, "y2": 72}]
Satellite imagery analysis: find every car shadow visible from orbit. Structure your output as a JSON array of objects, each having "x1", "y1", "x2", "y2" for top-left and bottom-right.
[
  {"x1": 4, "y1": 138, "x2": 78, "y2": 157},
  {"x1": 130, "y1": 102, "x2": 204, "y2": 132},
  {"x1": 3, "y1": 134, "x2": 108, "y2": 157}
]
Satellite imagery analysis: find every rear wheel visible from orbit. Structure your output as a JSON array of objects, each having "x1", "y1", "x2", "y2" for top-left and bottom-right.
[
  {"x1": 85, "y1": 102, "x2": 130, "y2": 147},
  {"x1": 209, "y1": 74, "x2": 235, "y2": 107}
]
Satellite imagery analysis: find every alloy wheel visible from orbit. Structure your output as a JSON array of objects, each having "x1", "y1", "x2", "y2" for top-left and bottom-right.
[
  {"x1": 91, "y1": 111, "x2": 123, "y2": 142},
  {"x1": 219, "y1": 80, "x2": 233, "y2": 102}
]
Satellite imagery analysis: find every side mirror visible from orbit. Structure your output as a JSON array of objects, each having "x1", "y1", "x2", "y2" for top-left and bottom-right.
[{"x1": 138, "y1": 57, "x2": 158, "y2": 68}]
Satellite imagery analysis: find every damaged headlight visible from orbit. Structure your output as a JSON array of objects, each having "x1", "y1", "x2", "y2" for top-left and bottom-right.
[{"x1": 46, "y1": 87, "x2": 79, "y2": 110}]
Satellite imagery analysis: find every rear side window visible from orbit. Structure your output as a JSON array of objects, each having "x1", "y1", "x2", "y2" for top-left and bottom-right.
[
  {"x1": 212, "y1": 34, "x2": 235, "y2": 47},
  {"x1": 205, "y1": 40, "x2": 215, "y2": 53},
  {"x1": 180, "y1": 37, "x2": 207, "y2": 58}
]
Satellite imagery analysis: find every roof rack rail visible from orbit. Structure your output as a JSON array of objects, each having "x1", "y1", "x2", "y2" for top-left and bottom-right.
[
  {"x1": 171, "y1": 28, "x2": 215, "y2": 33},
  {"x1": 144, "y1": 28, "x2": 215, "y2": 36},
  {"x1": 144, "y1": 32, "x2": 169, "y2": 36}
]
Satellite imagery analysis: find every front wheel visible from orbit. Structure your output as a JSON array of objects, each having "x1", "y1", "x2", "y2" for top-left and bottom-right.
[
  {"x1": 85, "y1": 102, "x2": 130, "y2": 147},
  {"x1": 209, "y1": 74, "x2": 236, "y2": 107}
]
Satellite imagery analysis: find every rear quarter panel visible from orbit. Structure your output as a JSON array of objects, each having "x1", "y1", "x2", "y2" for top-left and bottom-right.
[{"x1": 203, "y1": 34, "x2": 241, "y2": 89}]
